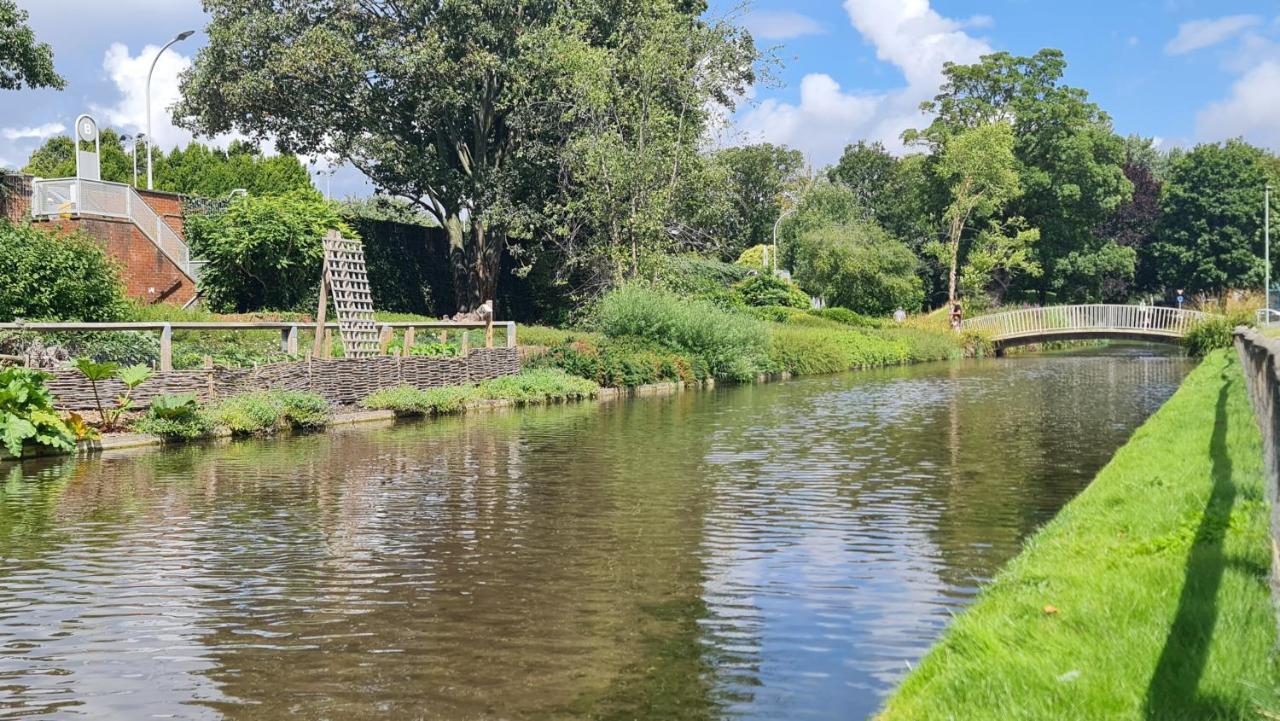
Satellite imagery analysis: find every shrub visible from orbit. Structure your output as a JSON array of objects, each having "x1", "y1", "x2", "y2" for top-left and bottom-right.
[
  {"x1": 1185, "y1": 311, "x2": 1252, "y2": 356},
  {"x1": 0, "y1": 367, "x2": 75, "y2": 457},
  {"x1": 478, "y1": 369, "x2": 599, "y2": 404},
  {"x1": 810, "y1": 307, "x2": 886, "y2": 329},
  {"x1": 73, "y1": 360, "x2": 153, "y2": 430},
  {"x1": 791, "y1": 220, "x2": 925, "y2": 315},
  {"x1": 532, "y1": 337, "x2": 703, "y2": 388},
  {"x1": 134, "y1": 393, "x2": 213, "y2": 440},
  {"x1": 186, "y1": 190, "x2": 356, "y2": 312},
  {"x1": 734, "y1": 244, "x2": 774, "y2": 271},
  {"x1": 595, "y1": 285, "x2": 770, "y2": 381},
  {"x1": 640, "y1": 254, "x2": 751, "y2": 298},
  {"x1": 209, "y1": 390, "x2": 331, "y2": 435},
  {"x1": 0, "y1": 219, "x2": 128, "y2": 322},
  {"x1": 361, "y1": 385, "x2": 479, "y2": 415},
  {"x1": 734, "y1": 273, "x2": 810, "y2": 309}
]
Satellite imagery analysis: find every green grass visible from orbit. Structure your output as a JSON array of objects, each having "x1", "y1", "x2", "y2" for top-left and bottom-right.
[
  {"x1": 360, "y1": 369, "x2": 599, "y2": 416},
  {"x1": 879, "y1": 349, "x2": 1279, "y2": 721}
]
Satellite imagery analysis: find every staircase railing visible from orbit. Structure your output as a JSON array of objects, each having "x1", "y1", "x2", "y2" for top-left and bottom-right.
[{"x1": 31, "y1": 177, "x2": 197, "y2": 279}]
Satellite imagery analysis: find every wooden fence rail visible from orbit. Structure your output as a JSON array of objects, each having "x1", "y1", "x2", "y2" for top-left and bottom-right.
[{"x1": 0, "y1": 320, "x2": 517, "y2": 372}]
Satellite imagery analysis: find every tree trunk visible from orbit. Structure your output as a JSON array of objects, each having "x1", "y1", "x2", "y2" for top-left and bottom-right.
[
  {"x1": 446, "y1": 214, "x2": 502, "y2": 314},
  {"x1": 947, "y1": 215, "x2": 963, "y2": 306}
]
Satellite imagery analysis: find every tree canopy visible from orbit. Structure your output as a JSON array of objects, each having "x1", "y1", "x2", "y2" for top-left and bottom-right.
[{"x1": 0, "y1": 0, "x2": 63, "y2": 91}]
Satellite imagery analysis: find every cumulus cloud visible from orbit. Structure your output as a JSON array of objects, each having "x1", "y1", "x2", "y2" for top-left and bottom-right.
[
  {"x1": 1165, "y1": 15, "x2": 1261, "y2": 55},
  {"x1": 93, "y1": 42, "x2": 197, "y2": 151},
  {"x1": 2, "y1": 123, "x2": 67, "y2": 141},
  {"x1": 744, "y1": 10, "x2": 825, "y2": 40},
  {"x1": 729, "y1": 0, "x2": 991, "y2": 163},
  {"x1": 1195, "y1": 60, "x2": 1280, "y2": 149}
]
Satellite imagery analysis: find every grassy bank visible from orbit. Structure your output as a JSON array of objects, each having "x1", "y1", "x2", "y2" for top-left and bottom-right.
[{"x1": 879, "y1": 349, "x2": 1279, "y2": 720}]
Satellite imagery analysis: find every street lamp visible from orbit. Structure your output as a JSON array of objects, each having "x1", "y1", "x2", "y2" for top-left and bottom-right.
[
  {"x1": 1267, "y1": 182, "x2": 1273, "y2": 313},
  {"x1": 146, "y1": 30, "x2": 195, "y2": 190}
]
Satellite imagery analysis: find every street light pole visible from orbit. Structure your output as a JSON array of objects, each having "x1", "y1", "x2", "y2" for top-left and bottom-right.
[
  {"x1": 1267, "y1": 182, "x2": 1272, "y2": 313},
  {"x1": 772, "y1": 207, "x2": 797, "y2": 276},
  {"x1": 146, "y1": 30, "x2": 194, "y2": 190}
]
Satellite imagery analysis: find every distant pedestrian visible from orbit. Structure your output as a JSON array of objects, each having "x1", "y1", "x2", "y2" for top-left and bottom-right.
[
  {"x1": 893, "y1": 308, "x2": 907, "y2": 324},
  {"x1": 949, "y1": 302, "x2": 963, "y2": 332}
]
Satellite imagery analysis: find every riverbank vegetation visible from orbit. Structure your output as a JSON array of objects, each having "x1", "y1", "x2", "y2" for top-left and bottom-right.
[{"x1": 878, "y1": 349, "x2": 1279, "y2": 720}]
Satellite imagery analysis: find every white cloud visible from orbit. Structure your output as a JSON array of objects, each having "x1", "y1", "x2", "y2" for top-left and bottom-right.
[
  {"x1": 1165, "y1": 15, "x2": 1261, "y2": 55},
  {"x1": 744, "y1": 10, "x2": 825, "y2": 40},
  {"x1": 1, "y1": 123, "x2": 67, "y2": 141},
  {"x1": 93, "y1": 42, "x2": 197, "y2": 151},
  {"x1": 1195, "y1": 60, "x2": 1280, "y2": 149},
  {"x1": 728, "y1": 0, "x2": 991, "y2": 163}
]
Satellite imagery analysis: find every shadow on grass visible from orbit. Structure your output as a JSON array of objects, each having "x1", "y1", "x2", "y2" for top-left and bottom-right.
[{"x1": 1143, "y1": 374, "x2": 1244, "y2": 720}]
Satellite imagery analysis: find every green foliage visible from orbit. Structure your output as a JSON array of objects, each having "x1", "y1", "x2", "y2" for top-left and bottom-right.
[
  {"x1": 733, "y1": 273, "x2": 810, "y2": 309},
  {"x1": 186, "y1": 190, "x2": 355, "y2": 312},
  {"x1": 532, "y1": 336, "x2": 703, "y2": 388},
  {"x1": 595, "y1": 285, "x2": 769, "y2": 381},
  {"x1": 0, "y1": 366, "x2": 74, "y2": 456},
  {"x1": 209, "y1": 390, "x2": 330, "y2": 436},
  {"x1": 776, "y1": 181, "x2": 863, "y2": 268},
  {"x1": 734, "y1": 244, "x2": 772, "y2": 271},
  {"x1": 1152, "y1": 140, "x2": 1274, "y2": 294},
  {"x1": 73, "y1": 359, "x2": 152, "y2": 429},
  {"x1": 792, "y1": 221, "x2": 925, "y2": 315},
  {"x1": 641, "y1": 254, "x2": 751, "y2": 299},
  {"x1": 766, "y1": 324, "x2": 961, "y2": 376},
  {"x1": 477, "y1": 369, "x2": 599, "y2": 404},
  {"x1": 0, "y1": 220, "x2": 128, "y2": 322},
  {"x1": 704, "y1": 144, "x2": 806, "y2": 259},
  {"x1": 0, "y1": 0, "x2": 65, "y2": 91},
  {"x1": 810, "y1": 307, "x2": 885, "y2": 329},
  {"x1": 516, "y1": 325, "x2": 601, "y2": 349},
  {"x1": 133, "y1": 393, "x2": 213, "y2": 440},
  {"x1": 1185, "y1": 311, "x2": 1252, "y2": 357},
  {"x1": 361, "y1": 385, "x2": 480, "y2": 415}
]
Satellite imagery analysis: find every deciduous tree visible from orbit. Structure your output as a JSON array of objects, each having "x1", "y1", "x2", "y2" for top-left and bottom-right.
[{"x1": 0, "y1": 0, "x2": 63, "y2": 91}]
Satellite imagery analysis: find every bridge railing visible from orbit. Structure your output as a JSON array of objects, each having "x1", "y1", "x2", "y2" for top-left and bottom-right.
[{"x1": 962, "y1": 304, "x2": 1209, "y2": 340}]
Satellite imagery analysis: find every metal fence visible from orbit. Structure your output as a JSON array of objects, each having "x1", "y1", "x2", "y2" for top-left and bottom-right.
[{"x1": 963, "y1": 304, "x2": 1209, "y2": 341}]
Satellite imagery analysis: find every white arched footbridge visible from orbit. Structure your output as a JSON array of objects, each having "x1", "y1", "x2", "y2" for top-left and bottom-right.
[{"x1": 962, "y1": 304, "x2": 1213, "y2": 350}]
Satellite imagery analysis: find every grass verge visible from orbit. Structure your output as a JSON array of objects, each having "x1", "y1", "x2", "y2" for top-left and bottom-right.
[{"x1": 878, "y1": 349, "x2": 1279, "y2": 721}]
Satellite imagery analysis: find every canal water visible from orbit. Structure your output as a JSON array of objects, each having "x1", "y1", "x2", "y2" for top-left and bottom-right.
[{"x1": 0, "y1": 349, "x2": 1192, "y2": 720}]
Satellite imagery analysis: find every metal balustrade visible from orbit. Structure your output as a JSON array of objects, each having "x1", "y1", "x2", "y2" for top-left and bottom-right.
[
  {"x1": 31, "y1": 177, "x2": 196, "y2": 278},
  {"x1": 962, "y1": 304, "x2": 1211, "y2": 345}
]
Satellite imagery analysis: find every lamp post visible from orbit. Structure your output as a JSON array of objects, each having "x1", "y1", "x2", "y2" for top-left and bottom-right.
[
  {"x1": 146, "y1": 30, "x2": 194, "y2": 190},
  {"x1": 1267, "y1": 182, "x2": 1272, "y2": 313},
  {"x1": 772, "y1": 206, "x2": 798, "y2": 275}
]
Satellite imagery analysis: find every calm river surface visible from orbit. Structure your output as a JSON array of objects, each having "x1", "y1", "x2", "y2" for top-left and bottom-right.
[{"x1": 0, "y1": 348, "x2": 1191, "y2": 720}]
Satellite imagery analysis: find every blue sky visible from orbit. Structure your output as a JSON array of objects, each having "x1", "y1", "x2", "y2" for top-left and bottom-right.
[{"x1": 2, "y1": 1, "x2": 1278, "y2": 197}]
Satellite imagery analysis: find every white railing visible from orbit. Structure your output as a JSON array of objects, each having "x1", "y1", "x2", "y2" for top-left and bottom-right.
[
  {"x1": 1256, "y1": 308, "x2": 1280, "y2": 327},
  {"x1": 31, "y1": 177, "x2": 195, "y2": 278},
  {"x1": 963, "y1": 304, "x2": 1211, "y2": 341}
]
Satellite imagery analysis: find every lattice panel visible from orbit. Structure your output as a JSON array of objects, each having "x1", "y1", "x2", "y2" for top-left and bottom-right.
[{"x1": 322, "y1": 231, "x2": 380, "y2": 358}]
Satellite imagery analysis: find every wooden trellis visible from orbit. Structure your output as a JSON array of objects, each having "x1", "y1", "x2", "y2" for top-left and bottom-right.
[{"x1": 313, "y1": 230, "x2": 379, "y2": 358}]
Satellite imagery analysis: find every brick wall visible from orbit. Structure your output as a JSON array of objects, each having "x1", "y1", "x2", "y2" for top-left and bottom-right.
[
  {"x1": 41, "y1": 216, "x2": 197, "y2": 306},
  {"x1": 135, "y1": 188, "x2": 185, "y2": 238},
  {"x1": 2, "y1": 173, "x2": 32, "y2": 223}
]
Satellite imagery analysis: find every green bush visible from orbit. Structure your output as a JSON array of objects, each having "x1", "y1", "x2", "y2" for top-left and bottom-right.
[
  {"x1": 810, "y1": 307, "x2": 886, "y2": 329},
  {"x1": 0, "y1": 366, "x2": 75, "y2": 457},
  {"x1": 734, "y1": 244, "x2": 773, "y2": 271},
  {"x1": 733, "y1": 273, "x2": 810, "y2": 309},
  {"x1": 1185, "y1": 311, "x2": 1251, "y2": 356},
  {"x1": 765, "y1": 324, "x2": 962, "y2": 376},
  {"x1": 186, "y1": 190, "x2": 356, "y2": 312},
  {"x1": 361, "y1": 385, "x2": 479, "y2": 415},
  {"x1": 209, "y1": 390, "x2": 331, "y2": 435},
  {"x1": 478, "y1": 369, "x2": 599, "y2": 404},
  {"x1": 595, "y1": 285, "x2": 769, "y2": 381},
  {"x1": 791, "y1": 220, "x2": 924, "y2": 315},
  {"x1": 0, "y1": 219, "x2": 128, "y2": 321},
  {"x1": 134, "y1": 393, "x2": 213, "y2": 440},
  {"x1": 640, "y1": 254, "x2": 751, "y2": 298},
  {"x1": 532, "y1": 336, "x2": 704, "y2": 388}
]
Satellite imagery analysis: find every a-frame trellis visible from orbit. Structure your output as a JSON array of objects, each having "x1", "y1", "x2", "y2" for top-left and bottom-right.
[{"x1": 312, "y1": 230, "x2": 379, "y2": 358}]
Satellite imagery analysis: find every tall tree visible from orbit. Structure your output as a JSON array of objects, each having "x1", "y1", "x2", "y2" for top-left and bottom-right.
[
  {"x1": 1094, "y1": 160, "x2": 1161, "y2": 299},
  {"x1": 934, "y1": 123, "x2": 1023, "y2": 305},
  {"x1": 176, "y1": 0, "x2": 753, "y2": 311},
  {"x1": 0, "y1": 0, "x2": 63, "y2": 91},
  {"x1": 1150, "y1": 140, "x2": 1273, "y2": 295},
  {"x1": 906, "y1": 49, "x2": 1131, "y2": 302},
  {"x1": 704, "y1": 143, "x2": 804, "y2": 260}
]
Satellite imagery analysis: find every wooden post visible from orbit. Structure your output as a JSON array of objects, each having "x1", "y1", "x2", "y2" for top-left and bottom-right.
[
  {"x1": 505, "y1": 322, "x2": 517, "y2": 348},
  {"x1": 403, "y1": 326, "x2": 416, "y2": 354},
  {"x1": 159, "y1": 323, "x2": 173, "y2": 372},
  {"x1": 485, "y1": 319, "x2": 494, "y2": 349},
  {"x1": 378, "y1": 324, "x2": 393, "y2": 355},
  {"x1": 322, "y1": 328, "x2": 334, "y2": 359},
  {"x1": 437, "y1": 330, "x2": 448, "y2": 345},
  {"x1": 285, "y1": 325, "x2": 299, "y2": 355},
  {"x1": 460, "y1": 330, "x2": 470, "y2": 356},
  {"x1": 312, "y1": 254, "x2": 330, "y2": 359},
  {"x1": 204, "y1": 355, "x2": 214, "y2": 399}
]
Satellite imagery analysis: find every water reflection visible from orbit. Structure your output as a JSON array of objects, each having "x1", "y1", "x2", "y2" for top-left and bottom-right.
[{"x1": 0, "y1": 349, "x2": 1190, "y2": 720}]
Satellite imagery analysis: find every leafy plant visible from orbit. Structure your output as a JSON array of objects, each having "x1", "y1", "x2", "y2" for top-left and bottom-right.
[
  {"x1": 733, "y1": 273, "x2": 810, "y2": 309},
  {"x1": 0, "y1": 367, "x2": 75, "y2": 457},
  {"x1": 209, "y1": 390, "x2": 331, "y2": 436},
  {"x1": 1185, "y1": 311, "x2": 1252, "y2": 357},
  {"x1": 361, "y1": 385, "x2": 480, "y2": 415},
  {"x1": 73, "y1": 359, "x2": 153, "y2": 430},
  {"x1": 0, "y1": 219, "x2": 129, "y2": 322},
  {"x1": 134, "y1": 393, "x2": 213, "y2": 441},
  {"x1": 477, "y1": 369, "x2": 599, "y2": 404}
]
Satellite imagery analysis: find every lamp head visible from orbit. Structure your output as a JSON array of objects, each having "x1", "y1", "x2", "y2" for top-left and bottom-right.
[{"x1": 176, "y1": 30, "x2": 195, "y2": 41}]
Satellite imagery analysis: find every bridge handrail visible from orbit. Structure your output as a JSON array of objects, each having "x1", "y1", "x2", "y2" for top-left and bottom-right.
[{"x1": 961, "y1": 304, "x2": 1212, "y2": 340}]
